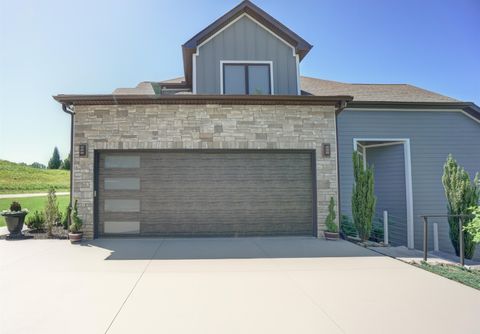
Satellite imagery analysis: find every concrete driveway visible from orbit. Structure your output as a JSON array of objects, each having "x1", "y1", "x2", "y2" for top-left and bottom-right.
[{"x1": 1, "y1": 237, "x2": 479, "y2": 334}]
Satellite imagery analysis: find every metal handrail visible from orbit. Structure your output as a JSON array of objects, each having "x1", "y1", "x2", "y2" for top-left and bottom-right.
[{"x1": 420, "y1": 214, "x2": 473, "y2": 266}]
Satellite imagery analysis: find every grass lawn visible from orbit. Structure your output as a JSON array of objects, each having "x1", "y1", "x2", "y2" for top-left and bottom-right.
[
  {"x1": 0, "y1": 195, "x2": 70, "y2": 227},
  {"x1": 0, "y1": 160, "x2": 70, "y2": 194},
  {"x1": 416, "y1": 262, "x2": 480, "y2": 290}
]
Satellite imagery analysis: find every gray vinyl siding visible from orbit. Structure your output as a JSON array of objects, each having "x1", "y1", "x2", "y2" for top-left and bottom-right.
[
  {"x1": 366, "y1": 144, "x2": 408, "y2": 246},
  {"x1": 195, "y1": 15, "x2": 298, "y2": 95},
  {"x1": 338, "y1": 109, "x2": 480, "y2": 258}
]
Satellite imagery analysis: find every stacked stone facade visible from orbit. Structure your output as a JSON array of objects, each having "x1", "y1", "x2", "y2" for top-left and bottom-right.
[{"x1": 73, "y1": 103, "x2": 338, "y2": 239}]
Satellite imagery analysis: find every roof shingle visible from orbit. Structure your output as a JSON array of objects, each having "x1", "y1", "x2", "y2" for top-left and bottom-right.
[
  {"x1": 300, "y1": 76, "x2": 458, "y2": 103},
  {"x1": 113, "y1": 76, "x2": 458, "y2": 103}
]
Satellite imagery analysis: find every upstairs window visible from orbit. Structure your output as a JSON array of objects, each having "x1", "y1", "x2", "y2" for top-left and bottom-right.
[{"x1": 222, "y1": 62, "x2": 272, "y2": 95}]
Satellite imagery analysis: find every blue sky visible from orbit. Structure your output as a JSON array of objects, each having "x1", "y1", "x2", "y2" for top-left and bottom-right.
[{"x1": 0, "y1": 0, "x2": 479, "y2": 164}]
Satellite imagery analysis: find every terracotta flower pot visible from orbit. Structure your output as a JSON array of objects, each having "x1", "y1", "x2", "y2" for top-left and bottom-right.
[
  {"x1": 324, "y1": 231, "x2": 340, "y2": 240},
  {"x1": 1, "y1": 211, "x2": 28, "y2": 237},
  {"x1": 68, "y1": 232, "x2": 83, "y2": 243}
]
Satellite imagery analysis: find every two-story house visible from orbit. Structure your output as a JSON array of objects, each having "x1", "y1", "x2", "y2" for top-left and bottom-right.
[
  {"x1": 54, "y1": 1, "x2": 351, "y2": 239},
  {"x1": 55, "y1": 0, "x2": 480, "y2": 259}
]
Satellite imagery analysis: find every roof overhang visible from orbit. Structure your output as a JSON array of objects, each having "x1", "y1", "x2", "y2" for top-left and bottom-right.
[
  {"x1": 346, "y1": 101, "x2": 480, "y2": 122},
  {"x1": 181, "y1": 0, "x2": 313, "y2": 87},
  {"x1": 53, "y1": 94, "x2": 352, "y2": 107}
]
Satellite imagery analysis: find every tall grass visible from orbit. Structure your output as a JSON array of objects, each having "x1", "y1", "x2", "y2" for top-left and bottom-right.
[{"x1": 0, "y1": 160, "x2": 70, "y2": 193}]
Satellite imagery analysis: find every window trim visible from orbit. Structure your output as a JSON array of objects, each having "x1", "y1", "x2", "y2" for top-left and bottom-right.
[{"x1": 220, "y1": 60, "x2": 274, "y2": 95}]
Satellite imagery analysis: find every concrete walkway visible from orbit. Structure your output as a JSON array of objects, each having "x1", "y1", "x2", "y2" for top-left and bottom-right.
[
  {"x1": 0, "y1": 192, "x2": 69, "y2": 199},
  {"x1": 1, "y1": 237, "x2": 479, "y2": 334}
]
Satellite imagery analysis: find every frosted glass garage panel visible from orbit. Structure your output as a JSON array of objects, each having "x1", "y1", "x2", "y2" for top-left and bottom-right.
[
  {"x1": 105, "y1": 156, "x2": 140, "y2": 168},
  {"x1": 104, "y1": 199, "x2": 140, "y2": 212},
  {"x1": 104, "y1": 178, "x2": 140, "y2": 190},
  {"x1": 104, "y1": 221, "x2": 140, "y2": 234}
]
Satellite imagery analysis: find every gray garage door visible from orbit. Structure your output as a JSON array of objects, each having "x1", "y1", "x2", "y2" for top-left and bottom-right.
[{"x1": 97, "y1": 151, "x2": 314, "y2": 237}]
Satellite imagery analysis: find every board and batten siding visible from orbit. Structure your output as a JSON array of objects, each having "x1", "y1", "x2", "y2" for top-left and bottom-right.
[
  {"x1": 338, "y1": 109, "x2": 480, "y2": 258},
  {"x1": 195, "y1": 15, "x2": 298, "y2": 95},
  {"x1": 366, "y1": 144, "x2": 408, "y2": 246}
]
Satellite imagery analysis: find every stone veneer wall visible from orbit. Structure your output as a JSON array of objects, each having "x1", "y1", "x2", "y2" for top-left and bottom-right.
[{"x1": 73, "y1": 104, "x2": 338, "y2": 239}]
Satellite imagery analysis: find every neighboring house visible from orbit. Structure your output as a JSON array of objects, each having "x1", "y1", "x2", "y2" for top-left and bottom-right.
[{"x1": 54, "y1": 0, "x2": 480, "y2": 258}]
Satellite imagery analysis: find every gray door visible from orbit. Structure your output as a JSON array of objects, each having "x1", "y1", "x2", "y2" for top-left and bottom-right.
[{"x1": 97, "y1": 151, "x2": 314, "y2": 237}]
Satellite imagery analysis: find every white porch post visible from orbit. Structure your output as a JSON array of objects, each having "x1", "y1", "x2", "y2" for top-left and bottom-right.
[{"x1": 383, "y1": 210, "x2": 389, "y2": 245}]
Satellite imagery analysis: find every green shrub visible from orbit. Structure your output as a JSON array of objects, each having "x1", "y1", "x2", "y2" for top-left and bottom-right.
[
  {"x1": 44, "y1": 188, "x2": 61, "y2": 236},
  {"x1": 341, "y1": 215, "x2": 357, "y2": 237},
  {"x1": 351, "y1": 151, "x2": 376, "y2": 241},
  {"x1": 62, "y1": 206, "x2": 70, "y2": 229},
  {"x1": 442, "y1": 155, "x2": 479, "y2": 259},
  {"x1": 10, "y1": 201, "x2": 21, "y2": 212},
  {"x1": 69, "y1": 199, "x2": 83, "y2": 233},
  {"x1": 465, "y1": 206, "x2": 480, "y2": 244},
  {"x1": 56, "y1": 211, "x2": 63, "y2": 226},
  {"x1": 325, "y1": 197, "x2": 338, "y2": 232},
  {"x1": 26, "y1": 210, "x2": 45, "y2": 230}
]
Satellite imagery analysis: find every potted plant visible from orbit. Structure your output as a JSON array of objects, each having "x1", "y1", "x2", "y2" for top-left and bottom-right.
[
  {"x1": 1, "y1": 201, "x2": 29, "y2": 237},
  {"x1": 68, "y1": 200, "x2": 83, "y2": 243},
  {"x1": 324, "y1": 197, "x2": 339, "y2": 240}
]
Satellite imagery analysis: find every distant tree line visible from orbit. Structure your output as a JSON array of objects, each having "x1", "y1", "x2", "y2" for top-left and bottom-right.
[
  {"x1": 47, "y1": 147, "x2": 70, "y2": 170},
  {"x1": 29, "y1": 162, "x2": 47, "y2": 169}
]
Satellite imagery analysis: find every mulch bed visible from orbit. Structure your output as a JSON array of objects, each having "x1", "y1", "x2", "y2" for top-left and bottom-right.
[
  {"x1": 1, "y1": 225, "x2": 68, "y2": 240},
  {"x1": 344, "y1": 235, "x2": 386, "y2": 248}
]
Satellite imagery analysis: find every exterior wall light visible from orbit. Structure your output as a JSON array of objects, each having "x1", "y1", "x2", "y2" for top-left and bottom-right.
[
  {"x1": 322, "y1": 143, "x2": 331, "y2": 157},
  {"x1": 79, "y1": 144, "x2": 88, "y2": 157}
]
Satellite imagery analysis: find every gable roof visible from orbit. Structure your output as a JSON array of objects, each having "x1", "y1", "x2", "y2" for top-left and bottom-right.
[{"x1": 181, "y1": 0, "x2": 312, "y2": 87}]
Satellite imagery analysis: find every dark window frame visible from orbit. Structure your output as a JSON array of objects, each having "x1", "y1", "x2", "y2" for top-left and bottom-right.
[{"x1": 222, "y1": 63, "x2": 272, "y2": 95}]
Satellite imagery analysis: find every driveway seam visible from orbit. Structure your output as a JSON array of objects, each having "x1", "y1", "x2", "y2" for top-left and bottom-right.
[
  {"x1": 251, "y1": 238, "x2": 346, "y2": 334},
  {"x1": 104, "y1": 239, "x2": 165, "y2": 334}
]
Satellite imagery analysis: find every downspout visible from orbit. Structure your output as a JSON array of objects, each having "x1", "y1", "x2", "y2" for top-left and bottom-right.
[
  {"x1": 62, "y1": 103, "x2": 75, "y2": 227},
  {"x1": 335, "y1": 100, "x2": 349, "y2": 230}
]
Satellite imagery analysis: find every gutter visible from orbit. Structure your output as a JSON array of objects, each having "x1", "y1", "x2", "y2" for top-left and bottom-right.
[
  {"x1": 53, "y1": 94, "x2": 353, "y2": 106},
  {"x1": 334, "y1": 99, "x2": 349, "y2": 227},
  {"x1": 61, "y1": 103, "x2": 75, "y2": 228}
]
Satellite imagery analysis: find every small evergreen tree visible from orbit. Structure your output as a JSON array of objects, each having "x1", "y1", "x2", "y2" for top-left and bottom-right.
[
  {"x1": 442, "y1": 155, "x2": 479, "y2": 259},
  {"x1": 48, "y1": 147, "x2": 62, "y2": 169},
  {"x1": 351, "y1": 151, "x2": 376, "y2": 241},
  {"x1": 325, "y1": 197, "x2": 338, "y2": 232},
  {"x1": 69, "y1": 199, "x2": 83, "y2": 233},
  {"x1": 60, "y1": 154, "x2": 71, "y2": 170},
  {"x1": 44, "y1": 188, "x2": 61, "y2": 236}
]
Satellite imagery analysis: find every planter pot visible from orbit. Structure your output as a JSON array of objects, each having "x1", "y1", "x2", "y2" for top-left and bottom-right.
[
  {"x1": 324, "y1": 231, "x2": 340, "y2": 240},
  {"x1": 1, "y1": 211, "x2": 28, "y2": 237},
  {"x1": 68, "y1": 232, "x2": 83, "y2": 244}
]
